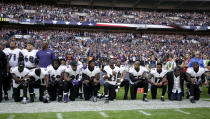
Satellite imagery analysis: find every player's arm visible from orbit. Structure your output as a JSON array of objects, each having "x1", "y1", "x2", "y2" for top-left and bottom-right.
[
  {"x1": 142, "y1": 72, "x2": 147, "y2": 79},
  {"x1": 23, "y1": 75, "x2": 30, "y2": 80},
  {"x1": 93, "y1": 73, "x2": 100, "y2": 84},
  {"x1": 129, "y1": 73, "x2": 138, "y2": 82},
  {"x1": 121, "y1": 70, "x2": 127, "y2": 80},
  {"x1": 147, "y1": 73, "x2": 155, "y2": 85},
  {"x1": 158, "y1": 75, "x2": 167, "y2": 86},
  {"x1": 11, "y1": 73, "x2": 21, "y2": 82},
  {"x1": 185, "y1": 72, "x2": 195, "y2": 83},
  {"x1": 45, "y1": 74, "x2": 49, "y2": 88},
  {"x1": 82, "y1": 72, "x2": 91, "y2": 85},
  {"x1": 183, "y1": 72, "x2": 191, "y2": 82},
  {"x1": 103, "y1": 72, "x2": 108, "y2": 80},
  {"x1": 64, "y1": 72, "x2": 70, "y2": 81}
]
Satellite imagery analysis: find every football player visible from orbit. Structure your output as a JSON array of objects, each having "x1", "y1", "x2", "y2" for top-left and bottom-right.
[
  {"x1": 10, "y1": 61, "x2": 30, "y2": 104},
  {"x1": 129, "y1": 61, "x2": 148, "y2": 101},
  {"x1": 115, "y1": 59, "x2": 129, "y2": 100},
  {"x1": 21, "y1": 42, "x2": 38, "y2": 70},
  {"x1": 147, "y1": 63, "x2": 168, "y2": 101},
  {"x1": 103, "y1": 59, "x2": 120, "y2": 103},
  {"x1": 82, "y1": 59, "x2": 101, "y2": 102},
  {"x1": 186, "y1": 62, "x2": 205, "y2": 103},
  {"x1": 64, "y1": 60, "x2": 82, "y2": 102},
  {"x1": 47, "y1": 59, "x2": 65, "y2": 102},
  {"x1": 3, "y1": 41, "x2": 23, "y2": 100},
  {"x1": 28, "y1": 68, "x2": 49, "y2": 102}
]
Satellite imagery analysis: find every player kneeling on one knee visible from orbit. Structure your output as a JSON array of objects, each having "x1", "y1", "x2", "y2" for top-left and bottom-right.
[
  {"x1": 186, "y1": 62, "x2": 205, "y2": 103},
  {"x1": 103, "y1": 59, "x2": 121, "y2": 103},
  {"x1": 147, "y1": 63, "x2": 167, "y2": 102},
  {"x1": 28, "y1": 68, "x2": 49, "y2": 102},
  {"x1": 129, "y1": 61, "x2": 149, "y2": 102},
  {"x1": 11, "y1": 61, "x2": 30, "y2": 104},
  {"x1": 115, "y1": 59, "x2": 129, "y2": 100},
  {"x1": 63, "y1": 60, "x2": 83, "y2": 102},
  {"x1": 46, "y1": 59, "x2": 65, "y2": 102},
  {"x1": 82, "y1": 59, "x2": 101, "y2": 102}
]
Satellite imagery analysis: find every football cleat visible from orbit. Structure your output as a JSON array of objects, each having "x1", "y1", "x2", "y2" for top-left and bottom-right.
[
  {"x1": 22, "y1": 97, "x2": 27, "y2": 104},
  {"x1": 64, "y1": 94, "x2": 68, "y2": 103},
  {"x1": 43, "y1": 90, "x2": 50, "y2": 103},
  {"x1": 161, "y1": 97, "x2": 165, "y2": 102},
  {"x1": 92, "y1": 96, "x2": 97, "y2": 102}
]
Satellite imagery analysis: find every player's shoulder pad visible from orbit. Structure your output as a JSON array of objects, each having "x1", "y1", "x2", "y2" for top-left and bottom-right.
[{"x1": 186, "y1": 67, "x2": 193, "y2": 73}]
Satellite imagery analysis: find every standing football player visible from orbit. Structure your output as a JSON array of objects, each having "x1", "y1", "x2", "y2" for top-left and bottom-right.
[
  {"x1": 3, "y1": 41, "x2": 23, "y2": 100},
  {"x1": 21, "y1": 42, "x2": 38, "y2": 70}
]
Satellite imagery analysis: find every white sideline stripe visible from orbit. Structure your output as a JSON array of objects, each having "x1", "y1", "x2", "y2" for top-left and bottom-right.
[
  {"x1": 56, "y1": 113, "x2": 63, "y2": 119},
  {"x1": 138, "y1": 110, "x2": 151, "y2": 116},
  {"x1": 99, "y1": 112, "x2": 109, "y2": 117},
  {"x1": 174, "y1": 109, "x2": 191, "y2": 115},
  {"x1": 7, "y1": 115, "x2": 15, "y2": 119}
]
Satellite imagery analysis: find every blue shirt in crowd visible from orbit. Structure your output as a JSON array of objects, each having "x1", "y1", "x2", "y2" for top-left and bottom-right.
[{"x1": 188, "y1": 57, "x2": 204, "y2": 67}]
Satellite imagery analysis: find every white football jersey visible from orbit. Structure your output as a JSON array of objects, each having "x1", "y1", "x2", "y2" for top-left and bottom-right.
[
  {"x1": 82, "y1": 66, "x2": 101, "y2": 78},
  {"x1": 65, "y1": 65, "x2": 82, "y2": 80},
  {"x1": 103, "y1": 65, "x2": 120, "y2": 85},
  {"x1": 10, "y1": 67, "x2": 30, "y2": 88},
  {"x1": 22, "y1": 49, "x2": 38, "y2": 68},
  {"x1": 116, "y1": 65, "x2": 127, "y2": 75},
  {"x1": 5, "y1": 48, "x2": 21, "y2": 67},
  {"x1": 150, "y1": 68, "x2": 168, "y2": 83},
  {"x1": 28, "y1": 68, "x2": 48, "y2": 85},
  {"x1": 186, "y1": 67, "x2": 205, "y2": 83},
  {"x1": 2, "y1": 48, "x2": 9, "y2": 55},
  {"x1": 47, "y1": 65, "x2": 65, "y2": 81},
  {"x1": 129, "y1": 66, "x2": 148, "y2": 84},
  {"x1": 60, "y1": 65, "x2": 67, "y2": 72}
]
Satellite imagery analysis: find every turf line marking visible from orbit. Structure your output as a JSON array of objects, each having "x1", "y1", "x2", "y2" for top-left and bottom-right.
[
  {"x1": 138, "y1": 110, "x2": 151, "y2": 116},
  {"x1": 7, "y1": 115, "x2": 15, "y2": 119},
  {"x1": 56, "y1": 113, "x2": 63, "y2": 119},
  {"x1": 174, "y1": 109, "x2": 191, "y2": 115},
  {"x1": 99, "y1": 112, "x2": 109, "y2": 117}
]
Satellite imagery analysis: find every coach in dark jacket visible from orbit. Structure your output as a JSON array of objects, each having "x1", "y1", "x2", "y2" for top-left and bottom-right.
[
  {"x1": 167, "y1": 67, "x2": 190, "y2": 101},
  {"x1": 0, "y1": 43, "x2": 9, "y2": 102}
]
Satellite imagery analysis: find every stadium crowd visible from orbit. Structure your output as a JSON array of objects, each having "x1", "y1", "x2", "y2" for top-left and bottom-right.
[
  {"x1": 0, "y1": 29, "x2": 209, "y2": 65},
  {"x1": 1, "y1": 3, "x2": 210, "y2": 26},
  {"x1": 0, "y1": 29, "x2": 209, "y2": 104}
]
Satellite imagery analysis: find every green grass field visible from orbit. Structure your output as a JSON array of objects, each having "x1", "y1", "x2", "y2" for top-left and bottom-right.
[
  {"x1": 0, "y1": 86, "x2": 209, "y2": 119},
  {"x1": 101, "y1": 84, "x2": 210, "y2": 100},
  {"x1": 0, "y1": 108, "x2": 210, "y2": 119}
]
